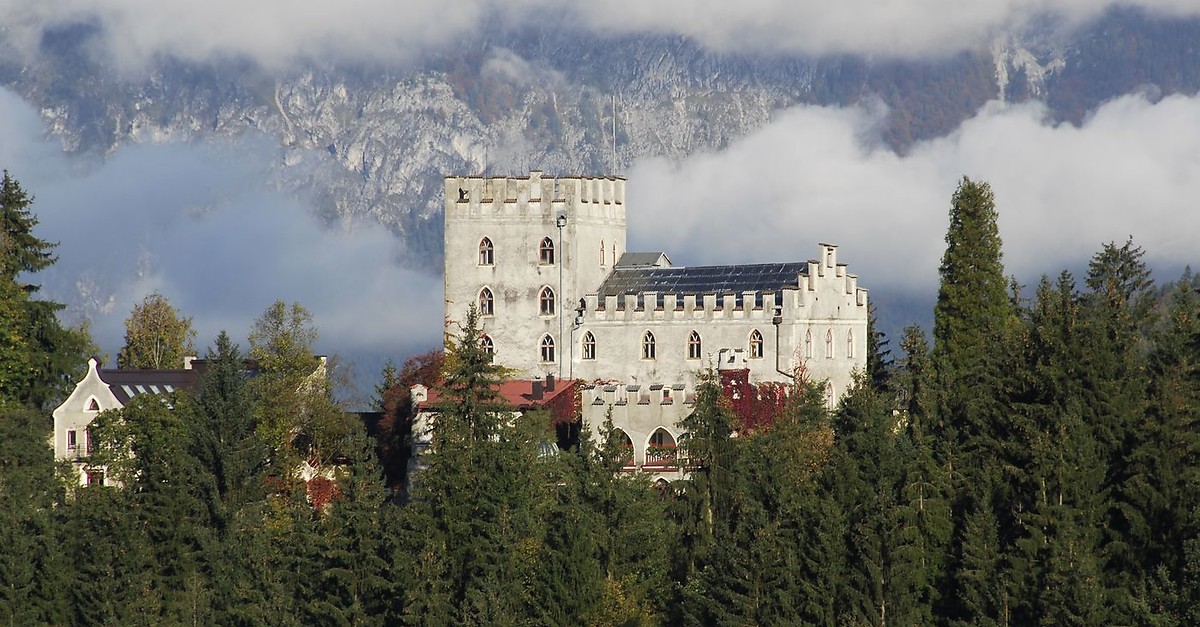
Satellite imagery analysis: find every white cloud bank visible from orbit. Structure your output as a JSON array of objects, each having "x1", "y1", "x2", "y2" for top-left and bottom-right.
[
  {"x1": 3, "y1": 0, "x2": 1199, "y2": 70},
  {"x1": 0, "y1": 88, "x2": 443, "y2": 370},
  {"x1": 626, "y1": 93, "x2": 1200, "y2": 296}
]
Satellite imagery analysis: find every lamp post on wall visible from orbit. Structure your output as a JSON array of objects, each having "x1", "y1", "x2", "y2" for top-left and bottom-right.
[{"x1": 556, "y1": 213, "x2": 567, "y2": 380}]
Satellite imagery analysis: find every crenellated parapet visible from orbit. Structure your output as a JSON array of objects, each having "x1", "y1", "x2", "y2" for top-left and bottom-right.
[
  {"x1": 586, "y1": 243, "x2": 868, "y2": 323},
  {"x1": 444, "y1": 171, "x2": 626, "y2": 222}
]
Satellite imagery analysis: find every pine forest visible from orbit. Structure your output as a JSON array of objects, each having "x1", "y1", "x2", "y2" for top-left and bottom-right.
[{"x1": 2, "y1": 171, "x2": 1200, "y2": 626}]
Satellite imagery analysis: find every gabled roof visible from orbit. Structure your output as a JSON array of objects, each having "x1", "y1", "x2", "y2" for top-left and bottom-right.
[
  {"x1": 616, "y1": 252, "x2": 672, "y2": 268},
  {"x1": 417, "y1": 379, "x2": 575, "y2": 411},
  {"x1": 99, "y1": 368, "x2": 201, "y2": 404},
  {"x1": 596, "y1": 261, "x2": 810, "y2": 297}
]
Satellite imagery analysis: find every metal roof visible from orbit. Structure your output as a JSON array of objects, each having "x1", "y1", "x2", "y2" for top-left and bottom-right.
[
  {"x1": 596, "y1": 262, "x2": 809, "y2": 297},
  {"x1": 615, "y1": 252, "x2": 672, "y2": 268}
]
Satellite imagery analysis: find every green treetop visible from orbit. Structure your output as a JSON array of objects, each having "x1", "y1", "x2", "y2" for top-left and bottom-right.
[{"x1": 117, "y1": 292, "x2": 196, "y2": 369}]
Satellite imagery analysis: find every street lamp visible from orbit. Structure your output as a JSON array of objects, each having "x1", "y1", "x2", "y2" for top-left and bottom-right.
[{"x1": 556, "y1": 213, "x2": 567, "y2": 380}]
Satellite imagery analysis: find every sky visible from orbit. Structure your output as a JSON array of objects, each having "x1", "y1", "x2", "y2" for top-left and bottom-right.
[{"x1": 2, "y1": 1, "x2": 1199, "y2": 393}]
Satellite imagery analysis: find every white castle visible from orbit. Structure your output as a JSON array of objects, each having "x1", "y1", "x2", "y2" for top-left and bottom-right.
[{"x1": 443, "y1": 171, "x2": 868, "y2": 479}]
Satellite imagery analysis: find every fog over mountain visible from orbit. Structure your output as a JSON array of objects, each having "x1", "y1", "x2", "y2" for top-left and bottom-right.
[{"x1": 1, "y1": 2, "x2": 1198, "y2": 395}]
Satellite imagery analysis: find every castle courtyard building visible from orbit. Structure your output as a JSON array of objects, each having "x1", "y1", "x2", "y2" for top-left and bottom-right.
[{"x1": 443, "y1": 171, "x2": 868, "y2": 479}]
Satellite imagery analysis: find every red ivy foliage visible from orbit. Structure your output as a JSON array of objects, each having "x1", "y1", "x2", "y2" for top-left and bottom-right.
[
  {"x1": 306, "y1": 476, "x2": 341, "y2": 511},
  {"x1": 719, "y1": 368, "x2": 809, "y2": 435}
]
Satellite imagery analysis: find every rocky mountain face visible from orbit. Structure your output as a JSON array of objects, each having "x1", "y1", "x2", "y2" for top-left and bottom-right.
[{"x1": 2, "y1": 8, "x2": 1198, "y2": 273}]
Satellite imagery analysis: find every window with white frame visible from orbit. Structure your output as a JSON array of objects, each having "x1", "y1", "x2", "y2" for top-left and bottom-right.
[
  {"x1": 478, "y1": 287, "x2": 494, "y2": 316},
  {"x1": 539, "y1": 237, "x2": 555, "y2": 265},
  {"x1": 687, "y1": 330, "x2": 702, "y2": 360},
  {"x1": 479, "y1": 237, "x2": 494, "y2": 266},
  {"x1": 749, "y1": 330, "x2": 764, "y2": 359},
  {"x1": 539, "y1": 287, "x2": 556, "y2": 316},
  {"x1": 582, "y1": 332, "x2": 596, "y2": 360},
  {"x1": 642, "y1": 331, "x2": 656, "y2": 360},
  {"x1": 540, "y1": 335, "x2": 556, "y2": 363}
]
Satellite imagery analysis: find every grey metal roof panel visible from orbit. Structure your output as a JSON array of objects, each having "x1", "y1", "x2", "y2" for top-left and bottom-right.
[
  {"x1": 596, "y1": 262, "x2": 810, "y2": 297},
  {"x1": 615, "y1": 252, "x2": 671, "y2": 268}
]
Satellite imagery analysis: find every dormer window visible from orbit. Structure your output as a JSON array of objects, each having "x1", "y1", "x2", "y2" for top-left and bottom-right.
[
  {"x1": 479, "y1": 238, "x2": 494, "y2": 266},
  {"x1": 539, "y1": 237, "x2": 555, "y2": 265}
]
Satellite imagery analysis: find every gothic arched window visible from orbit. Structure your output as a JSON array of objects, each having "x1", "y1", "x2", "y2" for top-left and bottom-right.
[
  {"x1": 600, "y1": 240, "x2": 606, "y2": 267},
  {"x1": 582, "y1": 331, "x2": 596, "y2": 360},
  {"x1": 804, "y1": 329, "x2": 813, "y2": 359},
  {"x1": 478, "y1": 237, "x2": 494, "y2": 266},
  {"x1": 539, "y1": 287, "x2": 556, "y2": 316},
  {"x1": 846, "y1": 329, "x2": 855, "y2": 359},
  {"x1": 687, "y1": 330, "x2": 702, "y2": 360},
  {"x1": 478, "y1": 287, "x2": 494, "y2": 316},
  {"x1": 480, "y1": 334, "x2": 494, "y2": 356},
  {"x1": 539, "y1": 237, "x2": 555, "y2": 265},
  {"x1": 642, "y1": 331, "x2": 656, "y2": 360},
  {"x1": 749, "y1": 330, "x2": 764, "y2": 359},
  {"x1": 540, "y1": 334, "x2": 556, "y2": 363},
  {"x1": 826, "y1": 329, "x2": 834, "y2": 358}
]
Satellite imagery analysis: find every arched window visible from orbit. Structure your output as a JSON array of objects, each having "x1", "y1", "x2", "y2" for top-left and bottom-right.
[
  {"x1": 687, "y1": 330, "x2": 702, "y2": 360},
  {"x1": 539, "y1": 237, "x2": 555, "y2": 265},
  {"x1": 540, "y1": 335, "x2": 556, "y2": 363},
  {"x1": 478, "y1": 287, "x2": 494, "y2": 316},
  {"x1": 478, "y1": 237, "x2": 494, "y2": 266},
  {"x1": 826, "y1": 329, "x2": 834, "y2": 358},
  {"x1": 616, "y1": 430, "x2": 634, "y2": 467},
  {"x1": 804, "y1": 329, "x2": 813, "y2": 359},
  {"x1": 642, "y1": 331, "x2": 656, "y2": 360},
  {"x1": 480, "y1": 334, "x2": 494, "y2": 357},
  {"x1": 749, "y1": 330, "x2": 764, "y2": 359},
  {"x1": 826, "y1": 382, "x2": 836, "y2": 410},
  {"x1": 582, "y1": 331, "x2": 596, "y2": 360},
  {"x1": 86, "y1": 397, "x2": 100, "y2": 411},
  {"x1": 846, "y1": 329, "x2": 855, "y2": 359},
  {"x1": 539, "y1": 287, "x2": 556, "y2": 316},
  {"x1": 649, "y1": 428, "x2": 676, "y2": 449},
  {"x1": 600, "y1": 240, "x2": 606, "y2": 266},
  {"x1": 612, "y1": 242, "x2": 617, "y2": 266}
]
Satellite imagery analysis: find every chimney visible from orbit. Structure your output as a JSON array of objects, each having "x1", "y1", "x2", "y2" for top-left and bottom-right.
[
  {"x1": 546, "y1": 373, "x2": 556, "y2": 392},
  {"x1": 531, "y1": 377, "x2": 544, "y2": 401}
]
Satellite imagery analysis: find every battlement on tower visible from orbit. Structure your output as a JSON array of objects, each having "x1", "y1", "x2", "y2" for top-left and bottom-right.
[{"x1": 444, "y1": 171, "x2": 626, "y2": 222}]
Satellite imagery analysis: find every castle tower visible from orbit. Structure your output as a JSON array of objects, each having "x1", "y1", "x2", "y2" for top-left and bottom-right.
[{"x1": 444, "y1": 171, "x2": 627, "y2": 379}]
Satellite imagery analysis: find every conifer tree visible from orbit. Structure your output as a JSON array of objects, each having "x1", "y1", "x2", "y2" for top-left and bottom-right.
[
  {"x1": 0, "y1": 171, "x2": 89, "y2": 407},
  {"x1": 0, "y1": 402, "x2": 68, "y2": 625},
  {"x1": 401, "y1": 306, "x2": 550, "y2": 624}
]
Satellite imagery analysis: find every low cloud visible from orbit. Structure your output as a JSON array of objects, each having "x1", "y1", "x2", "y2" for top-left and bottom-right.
[
  {"x1": 3, "y1": 1, "x2": 1199, "y2": 71},
  {"x1": 626, "y1": 93, "x2": 1200, "y2": 302},
  {"x1": 0, "y1": 88, "x2": 443, "y2": 376}
]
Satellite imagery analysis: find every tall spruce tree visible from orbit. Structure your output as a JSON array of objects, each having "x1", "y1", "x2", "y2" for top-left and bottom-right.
[
  {"x1": 0, "y1": 171, "x2": 89, "y2": 407},
  {"x1": 401, "y1": 306, "x2": 550, "y2": 624},
  {"x1": 929, "y1": 177, "x2": 1020, "y2": 622}
]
